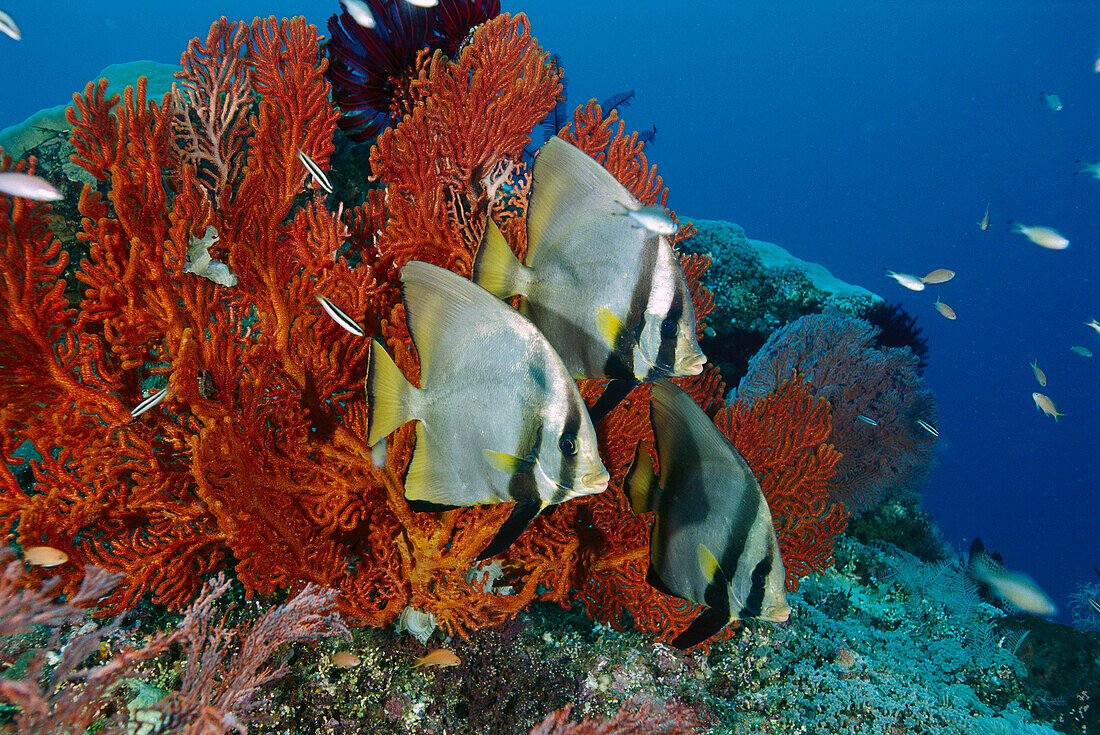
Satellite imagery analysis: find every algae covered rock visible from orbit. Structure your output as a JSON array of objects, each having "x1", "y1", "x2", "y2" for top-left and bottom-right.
[{"x1": 681, "y1": 218, "x2": 882, "y2": 385}]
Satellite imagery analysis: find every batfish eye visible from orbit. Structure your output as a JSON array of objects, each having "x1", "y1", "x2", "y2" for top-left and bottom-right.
[
  {"x1": 558, "y1": 434, "x2": 577, "y2": 456},
  {"x1": 660, "y1": 318, "x2": 678, "y2": 338}
]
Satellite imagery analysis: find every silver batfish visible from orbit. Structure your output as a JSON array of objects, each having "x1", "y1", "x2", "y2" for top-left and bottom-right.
[
  {"x1": 626, "y1": 381, "x2": 789, "y2": 648},
  {"x1": 473, "y1": 137, "x2": 705, "y2": 384},
  {"x1": 366, "y1": 261, "x2": 610, "y2": 558}
]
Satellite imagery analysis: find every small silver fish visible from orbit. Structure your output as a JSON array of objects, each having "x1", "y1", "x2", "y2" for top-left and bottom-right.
[
  {"x1": 0, "y1": 172, "x2": 61, "y2": 201},
  {"x1": 978, "y1": 203, "x2": 990, "y2": 231},
  {"x1": 921, "y1": 268, "x2": 955, "y2": 284},
  {"x1": 1009, "y1": 222, "x2": 1069, "y2": 250},
  {"x1": 297, "y1": 149, "x2": 333, "y2": 194},
  {"x1": 1086, "y1": 318, "x2": 1100, "y2": 336},
  {"x1": 317, "y1": 295, "x2": 364, "y2": 337},
  {"x1": 620, "y1": 205, "x2": 678, "y2": 236},
  {"x1": 1040, "y1": 92, "x2": 1063, "y2": 111},
  {"x1": 0, "y1": 9, "x2": 20, "y2": 41},
  {"x1": 969, "y1": 538, "x2": 1057, "y2": 616},
  {"x1": 340, "y1": 0, "x2": 376, "y2": 28},
  {"x1": 625, "y1": 382, "x2": 789, "y2": 649},
  {"x1": 365, "y1": 261, "x2": 609, "y2": 559},
  {"x1": 1070, "y1": 345, "x2": 1093, "y2": 358},
  {"x1": 884, "y1": 270, "x2": 925, "y2": 291},
  {"x1": 1075, "y1": 160, "x2": 1100, "y2": 179},
  {"x1": 915, "y1": 419, "x2": 939, "y2": 438},
  {"x1": 856, "y1": 414, "x2": 878, "y2": 426},
  {"x1": 473, "y1": 137, "x2": 705, "y2": 383},
  {"x1": 131, "y1": 388, "x2": 169, "y2": 418}
]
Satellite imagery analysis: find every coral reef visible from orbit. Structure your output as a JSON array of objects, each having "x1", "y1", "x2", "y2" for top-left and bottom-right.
[
  {"x1": 738, "y1": 311, "x2": 938, "y2": 515},
  {"x1": 679, "y1": 218, "x2": 881, "y2": 386},
  {"x1": 865, "y1": 300, "x2": 930, "y2": 375}
]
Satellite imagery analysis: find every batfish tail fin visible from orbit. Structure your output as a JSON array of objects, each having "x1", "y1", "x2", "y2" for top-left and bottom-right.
[
  {"x1": 472, "y1": 219, "x2": 528, "y2": 299},
  {"x1": 624, "y1": 441, "x2": 661, "y2": 515},
  {"x1": 366, "y1": 339, "x2": 417, "y2": 446}
]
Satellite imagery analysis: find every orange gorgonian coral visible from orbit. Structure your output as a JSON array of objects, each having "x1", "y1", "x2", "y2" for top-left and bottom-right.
[{"x1": 0, "y1": 8, "x2": 846, "y2": 649}]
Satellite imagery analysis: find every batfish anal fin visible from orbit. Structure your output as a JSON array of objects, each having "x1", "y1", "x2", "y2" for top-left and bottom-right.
[
  {"x1": 587, "y1": 378, "x2": 638, "y2": 424},
  {"x1": 405, "y1": 423, "x2": 496, "y2": 507},
  {"x1": 483, "y1": 448, "x2": 536, "y2": 475},
  {"x1": 670, "y1": 606, "x2": 731, "y2": 650},
  {"x1": 472, "y1": 219, "x2": 527, "y2": 299},
  {"x1": 476, "y1": 501, "x2": 542, "y2": 560},
  {"x1": 407, "y1": 499, "x2": 464, "y2": 513}
]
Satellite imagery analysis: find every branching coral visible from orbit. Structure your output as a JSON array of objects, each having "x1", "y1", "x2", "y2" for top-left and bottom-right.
[
  {"x1": 738, "y1": 311, "x2": 937, "y2": 515},
  {"x1": 0, "y1": 8, "x2": 859, "y2": 653}
]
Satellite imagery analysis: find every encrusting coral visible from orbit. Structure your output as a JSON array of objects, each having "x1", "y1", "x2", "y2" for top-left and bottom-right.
[{"x1": 0, "y1": 8, "x2": 852, "y2": 650}]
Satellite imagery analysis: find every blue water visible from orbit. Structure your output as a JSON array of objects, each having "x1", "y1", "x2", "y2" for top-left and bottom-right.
[{"x1": 0, "y1": 0, "x2": 1097, "y2": 624}]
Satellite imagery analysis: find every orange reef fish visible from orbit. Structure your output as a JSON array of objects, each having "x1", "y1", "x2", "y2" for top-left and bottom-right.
[
  {"x1": 1032, "y1": 392, "x2": 1063, "y2": 421},
  {"x1": 331, "y1": 651, "x2": 361, "y2": 668},
  {"x1": 933, "y1": 298, "x2": 956, "y2": 320},
  {"x1": 978, "y1": 203, "x2": 990, "y2": 230},
  {"x1": 1029, "y1": 360, "x2": 1047, "y2": 387},
  {"x1": 921, "y1": 268, "x2": 955, "y2": 284},
  {"x1": 23, "y1": 546, "x2": 68, "y2": 567},
  {"x1": 412, "y1": 649, "x2": 461, "y2": 669}
]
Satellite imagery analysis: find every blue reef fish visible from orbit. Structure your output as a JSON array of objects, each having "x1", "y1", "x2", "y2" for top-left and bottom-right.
[
  {"x1": 365, "y1": 261, "x2": 609, "y2": 559},
  {"x1": 856, "y1": 414, "x2": 879, "y2": 427},
  {"x1": 625, "y1": 381, "x2": 789, "y2": 649}
]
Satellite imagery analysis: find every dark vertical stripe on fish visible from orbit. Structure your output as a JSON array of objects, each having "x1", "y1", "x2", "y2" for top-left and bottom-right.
[
  {"x1": 717, "y1": 482, "x2": 763, "y2": 607},
  {"x1": 604, "y1": 235, "x2": 659, "y2": 379},
  {"x1": 738, "y1": 555, "x2": 772, "y2": 619},
  {"x1": 551, "y1": 398, "x2": 583, "y2": 504},
  {"x1": 648, "y1": 285, "x2": 684, "y2": 381},
  {"x1": 508, "y1": 423, "x2": 543, "y2": 504}
]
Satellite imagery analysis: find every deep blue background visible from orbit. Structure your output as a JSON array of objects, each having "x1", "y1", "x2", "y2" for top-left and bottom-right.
[{"x1": 0, "y1": 1, "x2": 1096, "y2": 623}]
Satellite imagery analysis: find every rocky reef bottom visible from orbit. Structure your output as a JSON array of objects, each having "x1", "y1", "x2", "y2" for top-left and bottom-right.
[{"x1": 5, "y1": 505, "x2": 1094, "y2": 735}]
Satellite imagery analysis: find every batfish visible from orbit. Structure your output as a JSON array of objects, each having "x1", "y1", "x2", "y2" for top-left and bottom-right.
[
  {"x1": 625, "y1": 381, "x2": 789, "y2": 648},
  {"x1": 366, "y1": 261, "x2": 610, "y2": 559},
  {"x1": 473, "y1": 137, "x2": 705, "y2": 419}
]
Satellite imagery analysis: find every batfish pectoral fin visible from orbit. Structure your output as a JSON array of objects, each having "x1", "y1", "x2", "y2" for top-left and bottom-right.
[
  {"x1": 595, "y1": 306, "x2": 631, "y2": 352},
  {"x1": 476, "y1": 500, "x2": 543, "y2": 560},
  {"x1": 698, "y1": 543, "x2": 732, "y2": 610},
  {"x1": 472, "y1": 219, "x2": 528, "y2": 299},
  {"x1": 670, "y1": 606, "x2": 732, "y2": 650},
  {"x1": 586, "y1": 378, "x2": 638, "y2": 424},
  {"x1": 482, "y1": 449, "x2": 536, "y2": 475},
  {"x1": 624, "y1": 441, "x2": 661, "y2": 515}
]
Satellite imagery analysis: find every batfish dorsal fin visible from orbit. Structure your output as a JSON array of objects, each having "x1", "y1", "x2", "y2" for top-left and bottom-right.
[
  {"x1": 527, "y1": 138, "x2": 641, "y2": 263},
  {"x1": 670, "y1": 606, "x2": 731, "y2": 650},
  {"x1": 400, "y1": 261, "x2": 499, "y2": 380},
  {"x1": 624, "y1": 441, "x2": 661, "y2": 515},
  {"x1": 476, "y1": 500, "x2": 542, "y2": 560},
  {"x1": 649, "y1": 381, "x2": 742, "y2": 470},
  {"x1": 472, "y1": 219, "x2": 528, "y2": 299},
  {"x1": 405, "y1": 423, "x2": 495, "y2": 507},
  {"x1": 365, "y1": 339, "x2": 416, "y2": 446}
]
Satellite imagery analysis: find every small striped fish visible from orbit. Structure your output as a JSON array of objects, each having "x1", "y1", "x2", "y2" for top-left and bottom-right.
[
  {"x1": 131, "y1": 388, "x2": 169, "y2": 417},
  {"x1": 297, "y1": 149, "x2": 333, "y2": 194}
]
